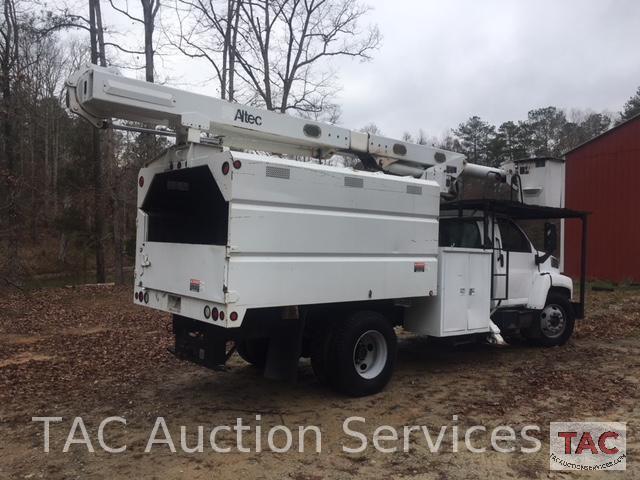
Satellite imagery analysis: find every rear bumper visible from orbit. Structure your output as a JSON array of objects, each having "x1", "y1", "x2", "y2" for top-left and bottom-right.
[
  {"x1": 171, "y1": 315, "x2": 235, "y2": 369},
  {"x1": 132, "y1": 287, "x2": 247, "y2": 328}
]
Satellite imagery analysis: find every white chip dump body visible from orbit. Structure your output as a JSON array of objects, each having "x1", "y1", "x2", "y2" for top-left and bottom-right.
[{"x1": 135, "y1": 143, "x2": 441, "y2": 327}]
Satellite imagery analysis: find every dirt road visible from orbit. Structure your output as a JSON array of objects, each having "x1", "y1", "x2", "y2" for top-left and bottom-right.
[{"x1": 1, "y1": 285, "x2": 638, "y2": 479}]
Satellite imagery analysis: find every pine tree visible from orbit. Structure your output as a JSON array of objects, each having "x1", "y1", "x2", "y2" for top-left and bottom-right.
[
  {"x1": 452, "y1": 116, "x2": 496, "y2": 165},
  {"x1": 620, "y1": 86, "x2": 640, "y2": 121}
]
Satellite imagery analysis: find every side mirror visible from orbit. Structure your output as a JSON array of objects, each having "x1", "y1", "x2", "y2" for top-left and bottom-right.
[{"x1": 544, "y1": 222, "x2": 558, "y2": 253}]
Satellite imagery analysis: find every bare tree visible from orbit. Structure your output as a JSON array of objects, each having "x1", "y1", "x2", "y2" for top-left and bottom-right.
[
  {"x1": 108, "y1": 0, "x2": 161, "y2": 81},
  {"x1": 41, "y1": 5, "x2": 108, "y2": 282},
  {"x1": 52, "y1": 0, "x2": 127, "y2": 283},
  {"x1": 0, "y1": 0, "x2": 21, "y2": 278},
  {"x1": 359, "y1": 122, "x2": 381, "y2": 135},
  {"x1": 106, "y1": 0, "x2": 163, "y2": 284},
  {"x1": 172, "y1": 0, "x2": 380, "y2": 114},
  {"x1": 416, "y1": 129, "x2": 429, "y2": 145},
  {"x1": 1, "y1": 1, "x2": 75, "y2": 282},
  {"x1": 303, "y1": 101, "x2": 341, "y2": 124},
  {"x1": 87, "y1": 0, "x2": 107, "y2": 282},
  {"x1": 169, "y1": 0, "x2": 242, "y2": 101}
]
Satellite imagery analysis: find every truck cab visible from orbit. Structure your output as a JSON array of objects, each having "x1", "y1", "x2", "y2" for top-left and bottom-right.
[
  {"x1": 439, "y1": 215, "x2": 573, "y2": 308},
  {"x1": 437, "y1": 199, "x2": 587, "y2": 347}
]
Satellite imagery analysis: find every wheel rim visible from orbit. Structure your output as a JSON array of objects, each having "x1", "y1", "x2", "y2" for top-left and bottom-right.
[
  {"x1": 540, "y1": 304, "x2": 566, "y2": 339},
  {"x1": 353, "y1": 330, "x2": 387, "y2": 379}
]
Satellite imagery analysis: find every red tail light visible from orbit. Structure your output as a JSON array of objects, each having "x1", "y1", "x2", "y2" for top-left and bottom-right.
[
  {"x1": 134, "y1": 292, "x2": 139, "y2": 301},
  {"x1": 219, "y1": 311, "x2": 225, "y2": 320},
  {"x1": 211, "y1": 307, "x2": 219, "y2": 320},
  {"x1": 233, "y1": 160, "x2": 242, "y2": 169},
  {"x1": 222, "y1": 162, "x2": 230, "y2": 175},
  {"x1": 230, "y1": 311, "x2": 238, "y2": 321},
  {"x1": 138, "y1": 176, "x2": 144, "y2": 187}
]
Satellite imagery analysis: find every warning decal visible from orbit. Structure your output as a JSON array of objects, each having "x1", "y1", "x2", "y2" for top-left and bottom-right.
[{"x1": 189, "y1": 279, "x2": 202, "y2": 292}]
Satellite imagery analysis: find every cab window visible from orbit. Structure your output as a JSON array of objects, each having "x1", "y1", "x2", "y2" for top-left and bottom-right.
[
  {"x1": 439, "y1": 219, "x2": 482, "y2": 248},
  {"x1": 497, "y1": 219, "x2": 531, "y2": 253}
]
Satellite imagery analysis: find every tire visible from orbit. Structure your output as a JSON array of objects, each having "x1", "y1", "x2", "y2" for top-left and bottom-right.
[
  {"x1": 524, "y1": 292, "x2": 575, "y2": 347},
  {"x1": 326, "y1": 311, "x2": 397, "y2": 397},
  {"x1": 237, "y1": 338, "x2": 269, "y2": 368}
]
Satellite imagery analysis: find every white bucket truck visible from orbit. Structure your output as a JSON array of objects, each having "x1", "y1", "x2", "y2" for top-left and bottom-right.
[{"x1": 66, "y1": 65, "x2": 588, "y2": 396}]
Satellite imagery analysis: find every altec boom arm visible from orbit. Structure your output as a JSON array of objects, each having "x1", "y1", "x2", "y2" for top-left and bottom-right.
[{"x1": 66, "y1": 64, "x2": 470, "y2": 175}]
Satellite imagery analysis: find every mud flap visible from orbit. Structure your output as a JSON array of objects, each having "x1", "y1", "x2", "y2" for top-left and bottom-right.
[{"x1": 263, "y1": 318, "x2": 305, "y2": 382}]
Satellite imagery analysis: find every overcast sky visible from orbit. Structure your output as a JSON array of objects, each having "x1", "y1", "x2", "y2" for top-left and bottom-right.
[{"x1": 100, "y1": 0, "x2": 640, "y2": 139}]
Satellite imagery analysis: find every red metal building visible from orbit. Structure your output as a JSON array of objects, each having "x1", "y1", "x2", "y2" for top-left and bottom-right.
[{"x1": 564, "y1": 114, "x2": 640, "y2": 282}]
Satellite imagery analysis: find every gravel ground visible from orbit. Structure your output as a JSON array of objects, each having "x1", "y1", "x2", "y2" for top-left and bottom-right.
[{"x1": 0, "y1": 284, "x2": 639, "y2": 479}]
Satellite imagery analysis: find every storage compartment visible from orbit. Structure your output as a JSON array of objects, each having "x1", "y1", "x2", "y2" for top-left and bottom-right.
[{"x1": 404, "y1": 248, "x2": 492, "y2": 336}]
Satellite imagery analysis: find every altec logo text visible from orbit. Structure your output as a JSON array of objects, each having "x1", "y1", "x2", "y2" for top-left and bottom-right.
[
  {"x1": 234, "y1": 109, "x2": 262, "y2": 126},
  {"x1": 550, "y1": 422, "x2": 626, "y2": 471}
]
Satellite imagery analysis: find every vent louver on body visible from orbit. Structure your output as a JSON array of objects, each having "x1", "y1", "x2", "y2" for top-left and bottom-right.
[
  {"x1": 266, "y1": 165, "x2": 290, "y2": 179},
  {"x1": 344, "y1": 177, "x2": 364, "y2": 188}
]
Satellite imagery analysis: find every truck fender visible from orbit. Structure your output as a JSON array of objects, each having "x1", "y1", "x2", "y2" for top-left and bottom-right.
[{"x1": 527, "y1": 273, "x2": 573, "y2": 309}]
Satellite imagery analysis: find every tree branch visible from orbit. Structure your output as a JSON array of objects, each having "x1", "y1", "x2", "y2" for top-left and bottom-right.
[{"x1": 108, "y1": 0, "x2": 144, "y2": 23}]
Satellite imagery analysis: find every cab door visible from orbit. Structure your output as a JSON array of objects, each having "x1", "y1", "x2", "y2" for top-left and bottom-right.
[{"x1": 494, "y1": 219, "x2": 536, "y2": 306}]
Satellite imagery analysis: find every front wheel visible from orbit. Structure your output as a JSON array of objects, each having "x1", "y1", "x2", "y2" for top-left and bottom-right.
[
  {"x1": 326, "y1": 311, "x2": 397, "y2": 397},
  {"x1": 524, "y1": 293, "x2": 575, "y2": 346}
]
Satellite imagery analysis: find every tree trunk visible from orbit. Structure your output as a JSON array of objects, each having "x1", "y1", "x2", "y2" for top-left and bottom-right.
[
  {"x1": 228, "y1": 0, "x2": 240, "y2": 101},
  {"x1": 53, "y1": 114, "x2": 59, "y2": 216},
  {"x1": 1, "y1": 0, "x2": 20, "y2": 278},
  {"x1": 89, "y1": 0, "x2": 106, "y2": 283},
  {"x1": 220, "y1": 1, "x2": 230, "y2": 99},
  {"x1": 112, "y1": 175, "x2": 124, "y2": 285},
  {"x1": 92, "y1": 128, "x2": 106, "y2": 282},
  {"x1": 30, "y1": 121, "x2": 36, "y2": 242},
  {"x1": 142, "y1": 0, "x2": 155, "y2": 82},
  {"x1": 94, "y1": 0, "x2": 107, "y2": 67}
]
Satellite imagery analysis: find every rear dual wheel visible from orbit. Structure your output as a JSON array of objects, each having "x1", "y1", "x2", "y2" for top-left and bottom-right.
[{"x1": 311, "y1": 311, "x2": 397, "y2": 397}]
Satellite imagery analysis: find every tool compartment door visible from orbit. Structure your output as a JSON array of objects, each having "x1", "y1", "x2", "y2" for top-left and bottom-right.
[
  {"x1": 403, "y1": 248, "x2": 492, "y2": 337},
  {"x1": 466, "y1": 251, "x2": 491, "y2": 330},
  {"x1": 441, "y1": 248, "x2": 491, "y2": 334},
  {"x1": 441, "y1": 251, "x2": 469, "y2": 333}
]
